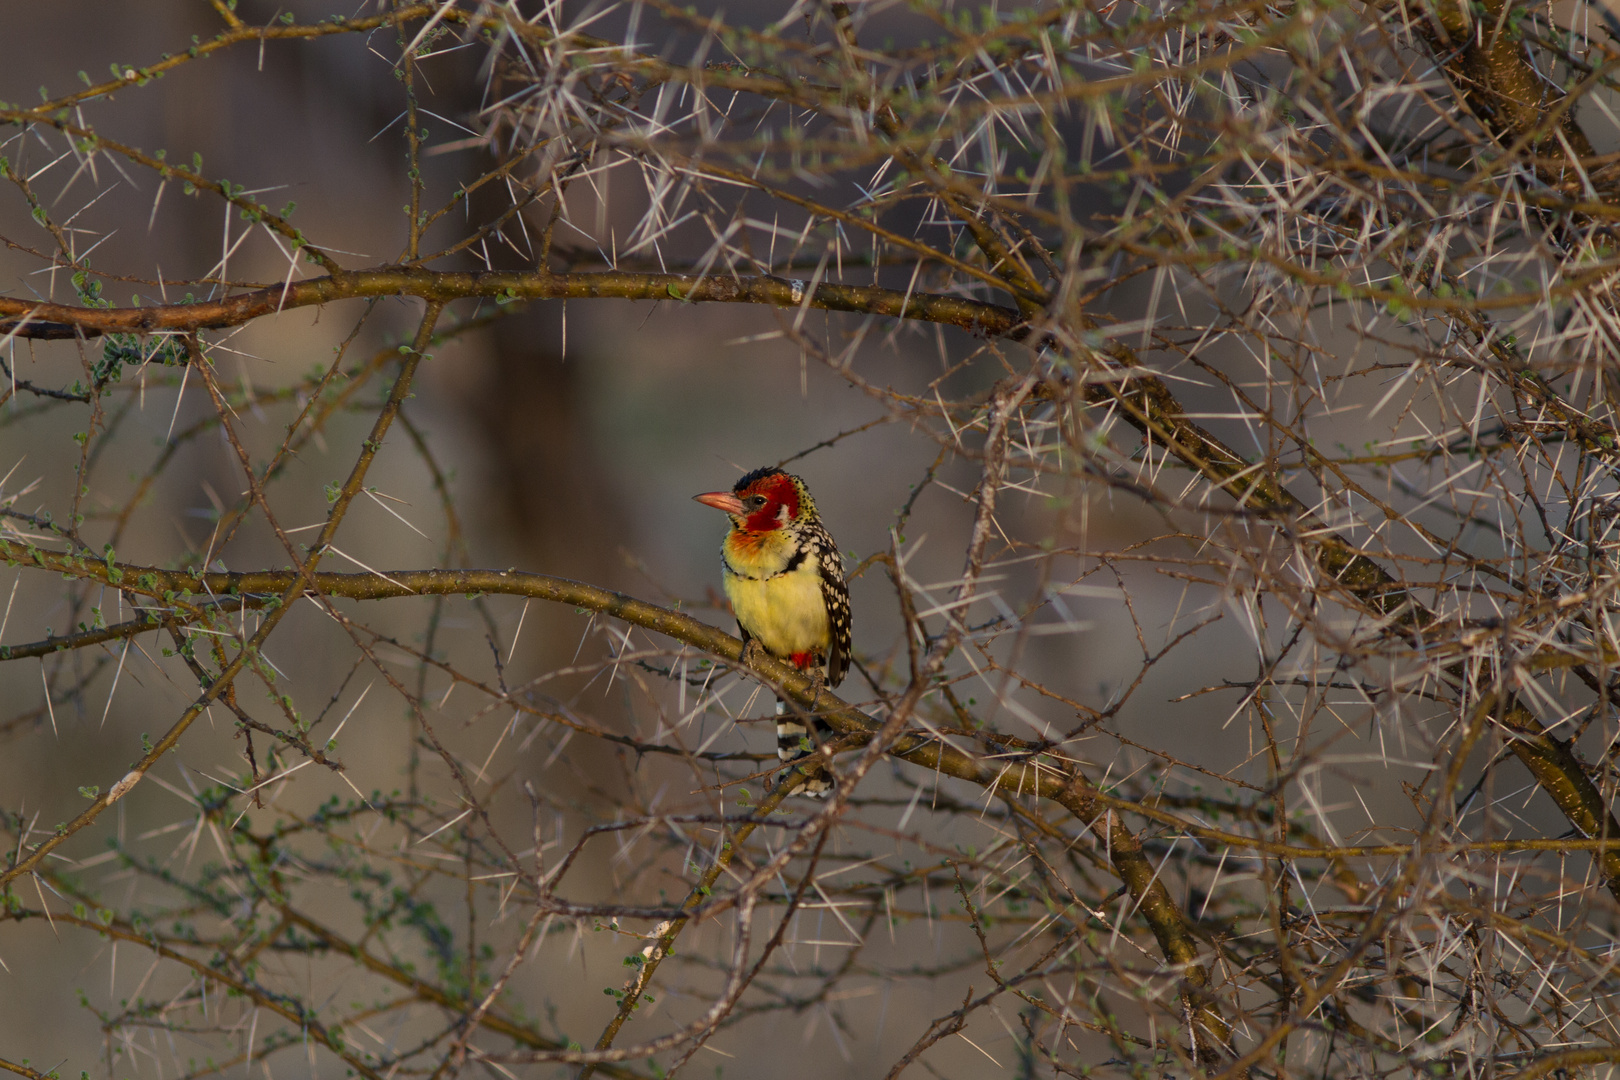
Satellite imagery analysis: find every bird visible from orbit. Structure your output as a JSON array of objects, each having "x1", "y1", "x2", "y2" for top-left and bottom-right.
[{"x1": 694, "y1": 467, "x2": 851, "y2": 795}]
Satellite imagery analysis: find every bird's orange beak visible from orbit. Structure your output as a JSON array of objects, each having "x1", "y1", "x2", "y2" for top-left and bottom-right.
[{"x1": 694, "y1": 490, "x2": 746, "y2": 515}]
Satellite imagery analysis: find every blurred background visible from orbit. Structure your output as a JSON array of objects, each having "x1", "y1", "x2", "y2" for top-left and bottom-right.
[{"x1": 1, "y1": 0, "x2": 1606, "y2": 1077}]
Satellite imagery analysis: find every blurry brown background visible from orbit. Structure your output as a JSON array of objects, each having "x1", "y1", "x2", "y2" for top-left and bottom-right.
[{"x1": 0, "y1": 1, "x2": 1545, "y2": 1076}]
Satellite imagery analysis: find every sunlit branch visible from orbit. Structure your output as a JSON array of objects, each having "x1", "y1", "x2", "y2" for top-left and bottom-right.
[{"x1": 0, "y1": 267, "x2": 1021, "y2": 340}]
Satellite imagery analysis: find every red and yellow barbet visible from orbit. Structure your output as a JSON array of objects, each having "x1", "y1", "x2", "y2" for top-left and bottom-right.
[{"x1": 695, "y1": 467, "x2": 852, "y2": 795}]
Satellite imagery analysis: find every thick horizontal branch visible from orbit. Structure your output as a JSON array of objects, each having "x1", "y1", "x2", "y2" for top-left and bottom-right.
[
  {"x1": 11, "y1": 551, "x2": 1606, "y2": 1070},
  {"x1": 0, "y1": 545, "x2": 1261, "y2": 1031},
  {"x1": 8, "y1": 550, "x2": 1620, "y2": 865},
  {"x1": 0, "y1": 267, "x2": 1022, "y2": 340}
]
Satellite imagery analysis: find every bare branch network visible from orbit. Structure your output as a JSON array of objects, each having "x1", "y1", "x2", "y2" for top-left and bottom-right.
[{"x1": 4, "y1": 0, "x2": 1620, "y2": 1077}]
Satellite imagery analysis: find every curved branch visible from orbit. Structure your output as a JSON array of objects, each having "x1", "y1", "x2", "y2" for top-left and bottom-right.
[
  {"x1": 0, "y1": 548, "x2": 1225, "y2": 1058},
  {"x1": 0, "y1": 268, "x2": 1021, "y2": 340}
]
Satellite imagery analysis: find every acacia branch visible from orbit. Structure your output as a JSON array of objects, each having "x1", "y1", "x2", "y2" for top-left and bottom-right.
[
  {"x1": 0, "y1": 267, "x2": 1019, "y2": 340},
  {"x1": 0, "y1": 909, "x2": 386, "y2": 1080},
  {"x1": 0, "y1": 549, "x2": 1230, "y2": 1060},
  {"x1": 5, "y1": 556, "x2": 1617, "y2": 856},
  {"x1": 0, "y1": 304, "x2": 439, "y2": 892}
]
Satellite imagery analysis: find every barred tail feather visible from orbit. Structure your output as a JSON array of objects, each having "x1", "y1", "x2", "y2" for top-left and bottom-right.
[{"x1": 775, "y1": 698, "x2": 835, "y2": 797}]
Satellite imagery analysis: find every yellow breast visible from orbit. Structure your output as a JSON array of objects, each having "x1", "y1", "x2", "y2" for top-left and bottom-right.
[{"x1": 721, "y1": 529, "x2": 830, "y2": 659}]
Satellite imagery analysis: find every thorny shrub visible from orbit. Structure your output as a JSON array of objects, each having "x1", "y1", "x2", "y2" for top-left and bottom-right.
[{"x1": 3, "y1": 0, "x2": 1620, "y2": 1077}]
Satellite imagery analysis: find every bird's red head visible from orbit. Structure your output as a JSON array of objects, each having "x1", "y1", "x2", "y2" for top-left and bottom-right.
[{"x1": 694, "y1": 467, "x2": 807, "y2": 532}]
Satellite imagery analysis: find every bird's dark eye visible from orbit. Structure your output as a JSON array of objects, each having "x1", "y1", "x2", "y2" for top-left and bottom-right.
[{"x1": 748, "y1": 495, "x2": 767, "y2": 509}]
